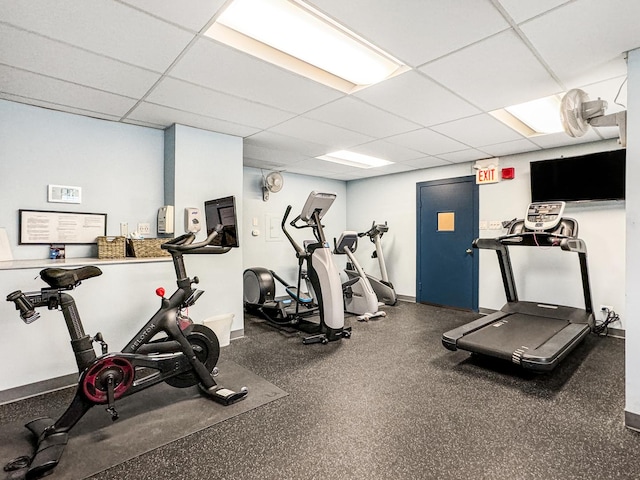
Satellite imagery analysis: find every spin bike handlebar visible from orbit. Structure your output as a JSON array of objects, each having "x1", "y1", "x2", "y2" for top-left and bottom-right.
[{"x1": 161, "y1": 225, "x2": 231, "y2": 255}]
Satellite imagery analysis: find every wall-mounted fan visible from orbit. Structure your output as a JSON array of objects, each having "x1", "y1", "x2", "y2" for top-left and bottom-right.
[
  {"x1": 560, "y1": 88, "x2": 627, "y2": 147},
  {"x1": 262, "y1": 171, "x2": 284, "y2": 201}
]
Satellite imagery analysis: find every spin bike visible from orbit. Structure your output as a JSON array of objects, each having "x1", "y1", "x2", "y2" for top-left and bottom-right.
[{"x1": 5, "y1": 225, "x2": 248, "y2": 480}]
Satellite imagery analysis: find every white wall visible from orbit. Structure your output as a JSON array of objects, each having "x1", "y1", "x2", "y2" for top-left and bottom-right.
[
  {"x1": 242, "y1": 167, "x2": 347, "y2": 297},
  {"x1": 625, "y1": 48, "x2": 640, "y2": 420},
  {"x1": 347, "y1": 140, "x2": 625, "y2": 328}
]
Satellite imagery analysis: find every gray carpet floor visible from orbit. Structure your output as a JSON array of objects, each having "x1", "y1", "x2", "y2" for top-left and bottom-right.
[{"x1": 1, "y1": 301, "x2": 637, "y2": 480}]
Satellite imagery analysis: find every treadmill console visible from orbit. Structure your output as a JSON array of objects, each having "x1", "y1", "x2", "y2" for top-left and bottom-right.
[{"x1": 524, "y1": 201, "x2": 565, "y2": 231}]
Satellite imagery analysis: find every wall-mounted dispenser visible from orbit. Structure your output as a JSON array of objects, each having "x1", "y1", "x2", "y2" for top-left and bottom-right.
[
  {"x1": 157, "y1": 205, "x2": 174, "y2": 234},
  {"x1": 185, "y1": 207, "x2": 202, "y2": 233}
]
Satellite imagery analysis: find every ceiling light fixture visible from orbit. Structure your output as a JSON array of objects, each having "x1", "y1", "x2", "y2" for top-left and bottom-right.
[
  {"x1": 316, "y1": 150, "x2": 393, "y2": 169},
  {"x1": 207, "y1": 0, "x2": 407, "y2": 92},
  {"x1": 491, "y1": 95, "x2": 564, "y2": 136}
]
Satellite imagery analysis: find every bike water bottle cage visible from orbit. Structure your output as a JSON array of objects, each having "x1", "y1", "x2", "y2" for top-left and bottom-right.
[{"x1": 40, "y1": 266, "x2": 103, "y2": 289}]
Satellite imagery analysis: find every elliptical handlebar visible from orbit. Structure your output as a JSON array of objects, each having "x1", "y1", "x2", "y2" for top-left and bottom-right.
[
  {"x1": 281, "y1": 205, "x2": 306, "y2": 257},
  {"x1": 161, "y1": 225, "x2": 231, "y2": 255}
]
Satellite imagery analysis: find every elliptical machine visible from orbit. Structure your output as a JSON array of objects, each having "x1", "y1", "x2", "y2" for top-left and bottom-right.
[
  {"x1": 244, "y1": 191, "x2": 351, "y2": 344},
  {"x1": 334, "y1": 232, "x2": 386, "y2": 321},
  {"x1": 345, "y1": 221, "x2": 397, "y2": 306}
]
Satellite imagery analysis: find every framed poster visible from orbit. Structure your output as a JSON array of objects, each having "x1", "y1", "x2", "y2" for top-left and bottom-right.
[{"x1": 19, "y1": 210, "x2": 107, "y2": 245}]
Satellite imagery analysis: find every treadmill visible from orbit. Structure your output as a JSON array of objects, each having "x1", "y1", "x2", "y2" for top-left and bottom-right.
[{"x1": 442, "y1": 201, "x2": 594, "y2": 372}]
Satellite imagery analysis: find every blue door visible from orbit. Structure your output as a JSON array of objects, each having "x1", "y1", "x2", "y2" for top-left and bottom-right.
[{"x1": 416, "y1": 176, "x2": 478, "y2": 311}]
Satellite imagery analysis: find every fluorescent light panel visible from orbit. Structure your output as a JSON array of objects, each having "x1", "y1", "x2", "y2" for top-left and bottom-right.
[
  {"x1": 211, "y1": 0, "x2": 405, "y2": 89},
  {"x1": 317, "y1": 150, "x2": 393, "y2": 169},
  {"x1": 494, "y1": 95, "x2": 564, "y2": 136},
  {"x1": 505, "y1": 95, "x2": 563, "y2": 134}
]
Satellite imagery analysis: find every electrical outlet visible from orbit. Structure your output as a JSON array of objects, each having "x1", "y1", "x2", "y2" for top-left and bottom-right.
[
  {"x1": 600, "y1": 305, "x2": 614, "y2": 313},
  {"x1": 137, "y1": 223, "x2": 151, "y2": 236},
  {"x1": 120, "y1": 222, "x2": 128, "y2": 237},
  {"x1": 488, "y1": 220, "x2": 502, "y2": 230}
]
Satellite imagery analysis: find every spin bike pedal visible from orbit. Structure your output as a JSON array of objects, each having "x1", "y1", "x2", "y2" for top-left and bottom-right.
[{"x1": 200, "y1": 384, "x2": 248, "y2": 406}]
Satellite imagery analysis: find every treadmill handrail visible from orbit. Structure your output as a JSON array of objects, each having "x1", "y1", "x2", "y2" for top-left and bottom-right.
[{"x1": 472, "y1": 231, "x2": 593, "y2": 314}]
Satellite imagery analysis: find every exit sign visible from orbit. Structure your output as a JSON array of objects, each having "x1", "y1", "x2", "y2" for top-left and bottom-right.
[{"x1": 476, "y1": 166, "x2": 499, "y2": 184}]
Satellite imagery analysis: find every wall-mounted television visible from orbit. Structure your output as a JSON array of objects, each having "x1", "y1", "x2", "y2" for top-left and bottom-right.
[
  {"x1": 530, "y1": 149, "x2": 626, "y2": 203},
  {"x1": 204, "y1": 196, "x2": 239, "y2": 247}
]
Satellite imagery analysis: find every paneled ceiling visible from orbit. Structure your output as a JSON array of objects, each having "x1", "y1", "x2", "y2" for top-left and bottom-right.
[{"x1": 1, "y1": 0, "x2": 637, "y2": 180}]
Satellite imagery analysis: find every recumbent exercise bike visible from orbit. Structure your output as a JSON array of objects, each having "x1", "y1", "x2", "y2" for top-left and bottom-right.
[{"x1": 5, "y1": 223, "x2": 247, "y2": 480}]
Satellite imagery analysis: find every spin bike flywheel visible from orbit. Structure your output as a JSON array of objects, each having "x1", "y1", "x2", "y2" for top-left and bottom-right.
[
  {"x1": 164, "y1": 324, "x2": 220, "y2": 388},
  {"x1": 82, "y1": 356, "x2": 135, "y2": 404}
]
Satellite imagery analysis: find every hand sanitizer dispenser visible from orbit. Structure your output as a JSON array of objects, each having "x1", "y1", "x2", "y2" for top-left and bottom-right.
[{"x1": 185, "y1": 207, "x2": 202, "y2": 233}]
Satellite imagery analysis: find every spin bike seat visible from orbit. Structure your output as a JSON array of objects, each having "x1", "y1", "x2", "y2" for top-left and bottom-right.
[{"x1": 40, "y1": 266, "x2": 103, "y2": 289}]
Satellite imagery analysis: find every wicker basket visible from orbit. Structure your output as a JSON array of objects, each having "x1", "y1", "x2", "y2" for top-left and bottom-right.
[
  {"x1": 97, "y1": 236, "x2": 127, "y2": 259},
  {"x1": 128, "y1": 238, "x2": 171, "y2": 258}
]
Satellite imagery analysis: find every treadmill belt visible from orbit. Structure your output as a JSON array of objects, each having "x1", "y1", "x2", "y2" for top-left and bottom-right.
[{"x1": 457, "y1": 313, "x2": 569, "y2": 362}]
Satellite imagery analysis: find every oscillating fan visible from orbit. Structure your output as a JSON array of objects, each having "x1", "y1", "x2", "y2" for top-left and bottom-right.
[
  {"x1": 560, "y1": 88, "x2": 627, "y2": 147},
  {"x1": 262, "y1": 171, "x2": 284, "y2": 201}
]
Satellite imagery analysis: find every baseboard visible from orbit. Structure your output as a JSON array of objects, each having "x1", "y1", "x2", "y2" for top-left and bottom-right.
[
  {"x1": 230, "y1": 328, "x2": 244, "y2": 340},
  {"x1": 625, "y1": 410, "x2": 640, "y2": 431},
  {"x1": 1, "y1": 330, "x2": 246, "y2": 405},
  {"x1": 397, "y1": 295, "x2": 415, "y2": 303},
  {"x1": 0, "y1": 372, "x2": 77, "y2": 406}
]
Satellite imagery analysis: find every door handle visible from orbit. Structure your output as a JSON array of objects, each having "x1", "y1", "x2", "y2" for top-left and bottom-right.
[{"x1": 465, "y1": 248, "x2": 473, "y2": 254}]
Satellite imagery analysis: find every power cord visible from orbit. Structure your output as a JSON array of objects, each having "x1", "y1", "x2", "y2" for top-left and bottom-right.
[{"x1": 592, "y1": 308, "x2": 619, "y2": 336}]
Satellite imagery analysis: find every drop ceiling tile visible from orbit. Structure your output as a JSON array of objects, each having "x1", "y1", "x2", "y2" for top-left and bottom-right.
[
  {"x1": 348, "y1": 139, "x2": 425, "y2": 162},
  {"x1": 520, "y1": 0, "x2": 640, "y2": 83},
  {"x1": 0, "y1": 94, "x2": 123, "y2": 122},
  {"x1": 243, "y1": 144, "x2": 309, "y2": 166},
  {"x1": 401, "y1": 157, "x2": 452, "y2": 169},
  {"x1": 0, "y1": 65, "x2": 137, "y2": 117},
  {"x1": 0, "y1": 24, "x2": 161, "y2": 98},
  {"x1": 283, "y1": 163, "x2": 337, "y2": 178},
  {"x1": 243, "y1": 157, "x2": 289, "y2": 171},
  {"x1": 420, "y1": 30, "x2": 562, "y2": 111},
  {"x1": 528, "y1": 129, "x2": 602, "y2": 149},
  {"x1": 245, "y1": 131, "x2": 330, "y2": 157},
  {"x1": 385, "y1": 128, "x2": 468, "y2": 155},
  {"x1": 349, "y1": 162, "x2": 416, "y2": 179},
  {"x1": 304, "y1": 97, "x2": 421, "y2": 138},
  {"x1": 563, "y1": 58, "x2": 628, "y2": 93},
  {"x1": 269, "y1": 117, "x2": 374, "y2": 151},
  {"x1": 479, "y1": 138, "x2": 541, "y2": 157},
  {"x1": 431, "y1": 114, "x2": 524, "y2": 147},
  {"x1": 354, "y1": 71, "x2": 480, "y2": 127},
  {"x1": 126, "y1": 102, "x2": 259, "y2": 137},
  {"x1": 146, "y1": 77, "x2": 296, "y2": 129},
  {"x1": 293, "y1": 157, "x2": 366, "y2": 174},
  {"x1": 437, "y1": 149, "x2": 491, "y2": 163},
  {"x1": 497, "y1": 0, "x2": 570, "y2": 23},
  {"x1": 120, "y1": 0, "x2": 227, "y2": 31},
  {"x1": 170, "y1": 38, "x2": 345, "y2": 113},
  {"x1": 308, "y1": 0, "x2": 509, "y2": 66},
  {"x1": 0, "y1": 0, "x2": 194, "y2": 72},
  {"x1": 323, "y1": 172, "x2": 362, "y2": 181}
]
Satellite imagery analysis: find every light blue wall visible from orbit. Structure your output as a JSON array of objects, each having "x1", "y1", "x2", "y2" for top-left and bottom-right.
[
  {"x1": 347, "y1": 140, "x2": 626, "y2": 328},
  {"x1": 0, "y1": 100, "x2": 164, "y2": 260}
]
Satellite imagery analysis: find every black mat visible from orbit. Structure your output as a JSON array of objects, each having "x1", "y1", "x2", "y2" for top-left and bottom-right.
[{"x1": 0, "y1": 360, "x2": 287, "y2": 480}]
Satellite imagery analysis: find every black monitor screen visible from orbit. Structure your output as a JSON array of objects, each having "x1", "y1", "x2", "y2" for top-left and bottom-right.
[
  {"x1": 204, "y1": 196, "x2": 239, "y2": 247},
  {"x1": 530, "y1": 149, "x2": 625, "y2": 202}
]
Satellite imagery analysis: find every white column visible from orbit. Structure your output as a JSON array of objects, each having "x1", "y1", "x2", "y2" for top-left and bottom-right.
[{"x1": 625, "y1": 48, "x2": 640, "y2": 429}]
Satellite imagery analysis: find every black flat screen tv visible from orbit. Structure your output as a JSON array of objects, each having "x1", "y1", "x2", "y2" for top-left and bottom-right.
[
  {"x1": 204, "y1": 196, "x2": 239, "y2": 247},
  {"x1": 530, "y1": 149, "x2": 625, "y2": 202}
]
